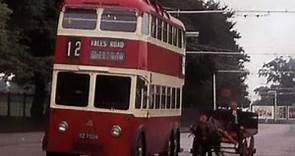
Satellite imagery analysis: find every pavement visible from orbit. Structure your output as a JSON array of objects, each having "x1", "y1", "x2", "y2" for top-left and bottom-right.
[{"x1": 0, "y1": 132, "x2": 43, "y2": 147}]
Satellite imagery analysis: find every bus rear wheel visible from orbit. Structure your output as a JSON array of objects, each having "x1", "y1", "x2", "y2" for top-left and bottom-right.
[
  {"x1": 167, "y1": 129, "x2": 179, "y2": 156},
  {"x1": 46, "y1": 152, "x2": 79, "y2": 156}
]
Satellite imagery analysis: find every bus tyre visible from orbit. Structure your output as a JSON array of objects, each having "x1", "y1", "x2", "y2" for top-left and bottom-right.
[
  {"x1": 46, "y1": 152, "x2": 78, "y2": 156},
  {"x1": 239, "y1": 140, "x2": 248, "y2": 156},
  {"x1": 168, "y1": 129, "x2": 179, "y2": 156},
  {"x1": 248, "y1": 136, "x2": 255, "y2": 156},
  {"x1": 132, "y1": 134, "x2": 146, "y2": 156},
  {"x1": 46, "y1": 152, "x2": 62, "y2": 156}
]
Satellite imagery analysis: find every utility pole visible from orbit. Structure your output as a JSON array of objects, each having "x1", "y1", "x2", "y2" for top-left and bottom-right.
[
  {"x1": 268, "y1": 90, "x2": 278, "y2": 122},
  {"x1": 213, "y1": 73, "x2": 216, "y2": 110}
]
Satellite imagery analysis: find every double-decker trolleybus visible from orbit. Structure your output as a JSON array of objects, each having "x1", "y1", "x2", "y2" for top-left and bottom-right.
[{"x1": 44, "y1": 0, "x2": 185, "y2": 155}]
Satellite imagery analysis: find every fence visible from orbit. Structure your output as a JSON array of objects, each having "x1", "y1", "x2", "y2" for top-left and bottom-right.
[
  {"x1": 252, "y1": 105, "x2": 295, "y2": 123},
  {"x1": 0, "y1": 93, "x2": 49, "y2": 117}
]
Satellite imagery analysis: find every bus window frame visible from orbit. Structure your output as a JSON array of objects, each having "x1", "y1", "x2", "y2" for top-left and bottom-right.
[
  {"x1": 149, "y1": 85, "x2": 155, "y2": 109},
  {"x1": 155, "y1": 86, "x2": 161, "y2": 109},
  {"x1": 168, "y1": 24, "x2": 173, "y2": 45},
  {"x1": 171, "y1": 88, "x2": 176, "y2": 109},
  {"x1": 54, "y1": 71, "x2": 92, "y2": 107},
  {"x1": 135, "y1": 76, "x2": 148, "y2": 109},
  {"x1": 100, "y1": 7, "x2": 138, "y2": 32},
  {"x1": 163, "y1": 21, "x2": 168, "y2": 42},
  {"x1": 176, "y1": 88, "x2": 181, "y2": 109},
  {"x1": 157, "y1": 19, "x2": 163, "y2": 41},
  {"x1": 141, "y1": 13, "x2": 150, "y2": 35},
  {"x1": 93, "y1": 73, "x2": 133, "y2": 111},
  {"x1": 177, "y1": 28, "x2": 183, "y2": 48},
  {"x1": 166, "y1": 87, "x2": 171, "y2": 109},
  {"x1": 151, "y1": 15, "x2": 157, "y2": 38},
  {"x1": 161, "y1": 86, "x2": 166, "y2": 109},
  {"x1": 61, "y1": 7, "x2": 98, "y2": 30}
]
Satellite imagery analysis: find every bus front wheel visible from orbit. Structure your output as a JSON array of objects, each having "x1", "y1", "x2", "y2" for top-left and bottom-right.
[{"x1": 132, "y1": 134, "x2": 146, "y2": 156}]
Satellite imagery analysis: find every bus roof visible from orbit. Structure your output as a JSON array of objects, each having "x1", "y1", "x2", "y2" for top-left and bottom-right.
[{"x1": 63, "y1": 0, "x2": 185, "y2": 28}]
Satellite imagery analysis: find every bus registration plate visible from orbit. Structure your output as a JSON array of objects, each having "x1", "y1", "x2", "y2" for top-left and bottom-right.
[{"x1": 79, "y1": 132, "x2": 98, "y2": 140}]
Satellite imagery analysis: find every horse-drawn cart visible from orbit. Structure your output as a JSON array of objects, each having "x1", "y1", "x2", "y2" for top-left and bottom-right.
[{"x1": 191, "y1": 109, "x2": 258, "y2": 156}]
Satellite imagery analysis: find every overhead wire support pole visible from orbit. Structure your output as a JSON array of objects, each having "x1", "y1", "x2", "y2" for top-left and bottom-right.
[{"x1": 213, "y1": 73, "x2": 216, "y2": 110}]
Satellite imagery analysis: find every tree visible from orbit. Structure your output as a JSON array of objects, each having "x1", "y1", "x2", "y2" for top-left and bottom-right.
[
  {"x1": 2, "y1": 0, "x2": 58, "y2": 119},
  {"x1": 160, "y1": 0, "x2": 250, "y2": 110},
  {"x1": 259, "y1": 57, "x2": 295, "y2": 87},
  {"x1": 256, "y1": 57, "x2": 295, "y2": 106},
  {"x1": 0, "y1": 0, "x2": 11, "y2": 52},
  {"x1": 0, "y1": 0, "x2": 28, "y2": 76}
]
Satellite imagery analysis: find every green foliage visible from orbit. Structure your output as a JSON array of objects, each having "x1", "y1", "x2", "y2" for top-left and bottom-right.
[
  {"x1": 0, "y1": 0, "x2": 12, "y2": 53},
  {"x1": 0, "y1": 0, "x2": 28, "y2": 77},
  {"x1": 161, "y1": 0, "x2": 250, "y2": 109},
  {"x1": 259, "y1": 57, "x2": 295, "y2": 86},
  {"x1": 1, "y1": 0, "x2": 58, "y2": 83},
  {"x1": 0, "y1": 0, "x2": 11, "y2": 29},
  {"x1": 257, "y1": 57, "x2": 295, "y2": 105},
  {"x1": 1, "y1": 0, "x2": 58, "y2": 118}
]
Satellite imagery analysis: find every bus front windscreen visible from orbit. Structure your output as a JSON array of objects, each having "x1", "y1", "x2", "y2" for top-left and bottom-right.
[
  {"x1": 94, "y1": 75, "x2": 131, "y2": 110},
  {"x1": 55, "y1": 72, "x2": 90, "y2": 107}
]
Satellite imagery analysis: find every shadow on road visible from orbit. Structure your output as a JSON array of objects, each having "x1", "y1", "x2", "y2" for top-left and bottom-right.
[{"x1": 0, "y1": 117, "x2": 46, "y2": 133}]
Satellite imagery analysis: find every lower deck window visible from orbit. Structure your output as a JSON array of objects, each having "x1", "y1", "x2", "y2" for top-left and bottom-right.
[
  {"x1": 55, "y1": 72, "x2": 90, "y2": 107},
  {"x1": 135, "y1": 77, "x2": 148, "y2": 109},
  {"x1": 94, "y1": 75, "x2": 131, "y2": 110}
]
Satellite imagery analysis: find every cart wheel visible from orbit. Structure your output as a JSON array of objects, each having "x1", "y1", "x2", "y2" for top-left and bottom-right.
[
  {"x1": 191, "y1": 137, "x2": 197, "y2": 156},
  {"x1": 191, "y1": 137, "x2": 201, "y2": 156},
  {"x1": 239, "y1": 139, "x2": 248, "y2": 156},
  {"x1": 248, "y1": 136, "x2": 256, "y2": 156}
]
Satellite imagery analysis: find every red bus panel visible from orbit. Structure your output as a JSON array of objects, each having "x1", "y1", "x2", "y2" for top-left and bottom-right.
[
  {"x1": 47, "y1": 109, "x2": 180, "y2": 155},
  {"x1": 54, "y1": 36, "x2": 183, "y2": 77}
]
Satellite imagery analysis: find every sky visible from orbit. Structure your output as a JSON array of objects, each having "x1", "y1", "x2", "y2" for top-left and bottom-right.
[{"x1": 216, "y1": 0, "x2": 295, "y2": 101}]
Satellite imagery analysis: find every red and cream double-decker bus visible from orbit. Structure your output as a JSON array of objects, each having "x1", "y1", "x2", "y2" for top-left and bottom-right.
[{"x1": 44, "y1": 0, "x2": 185, "y2": 155}]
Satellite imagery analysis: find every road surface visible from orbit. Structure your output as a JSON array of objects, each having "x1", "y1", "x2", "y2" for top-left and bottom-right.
[
  {"x1": 0, "y1": 124, "x2": 294, "y2": 156},
  {"x1": 180, "y1": 124, "x2": 295, "y2": 156}
]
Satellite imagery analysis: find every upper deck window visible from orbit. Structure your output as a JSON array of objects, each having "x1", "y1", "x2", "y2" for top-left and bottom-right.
[
  {"x1": 142, "y1": 13, "x2": 150, "y2": 35},
  {"x1": 55, "y1": 72, "x2": 90, "y2": 107},
  {"x1": 62, "y1": 8, "x2": 97, "y2": 30},
  {"x1": 100, "y1": 8, "x2": 137, "y2": 32}
]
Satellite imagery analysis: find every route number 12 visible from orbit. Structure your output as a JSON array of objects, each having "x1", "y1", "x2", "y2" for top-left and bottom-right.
[{"x1": 66, "y1": 39, "x2": 81, "y2": 57}]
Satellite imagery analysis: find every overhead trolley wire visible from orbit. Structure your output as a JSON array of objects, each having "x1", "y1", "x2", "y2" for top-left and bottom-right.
[{"x1": 168, "y1": 10, "x2": 295, "y2": 14}]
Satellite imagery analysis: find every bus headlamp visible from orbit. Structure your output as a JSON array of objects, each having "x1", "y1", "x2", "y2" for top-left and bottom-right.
[
  {"x1": 111, "y1": 125, "x2": 122, "y2": 137},
  {"x1": 58, "y1": 121, "x2": 69, "y2": 133}
]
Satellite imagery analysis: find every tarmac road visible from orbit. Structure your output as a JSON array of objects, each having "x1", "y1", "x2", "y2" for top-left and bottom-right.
[{"x1": 0, "y1": 124, "x2": 295, "y2": 156}]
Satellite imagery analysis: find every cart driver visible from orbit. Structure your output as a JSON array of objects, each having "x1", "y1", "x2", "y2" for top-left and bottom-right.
[{"x1": 228, "y1": 101, "x2": 244, "y2": 149}]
